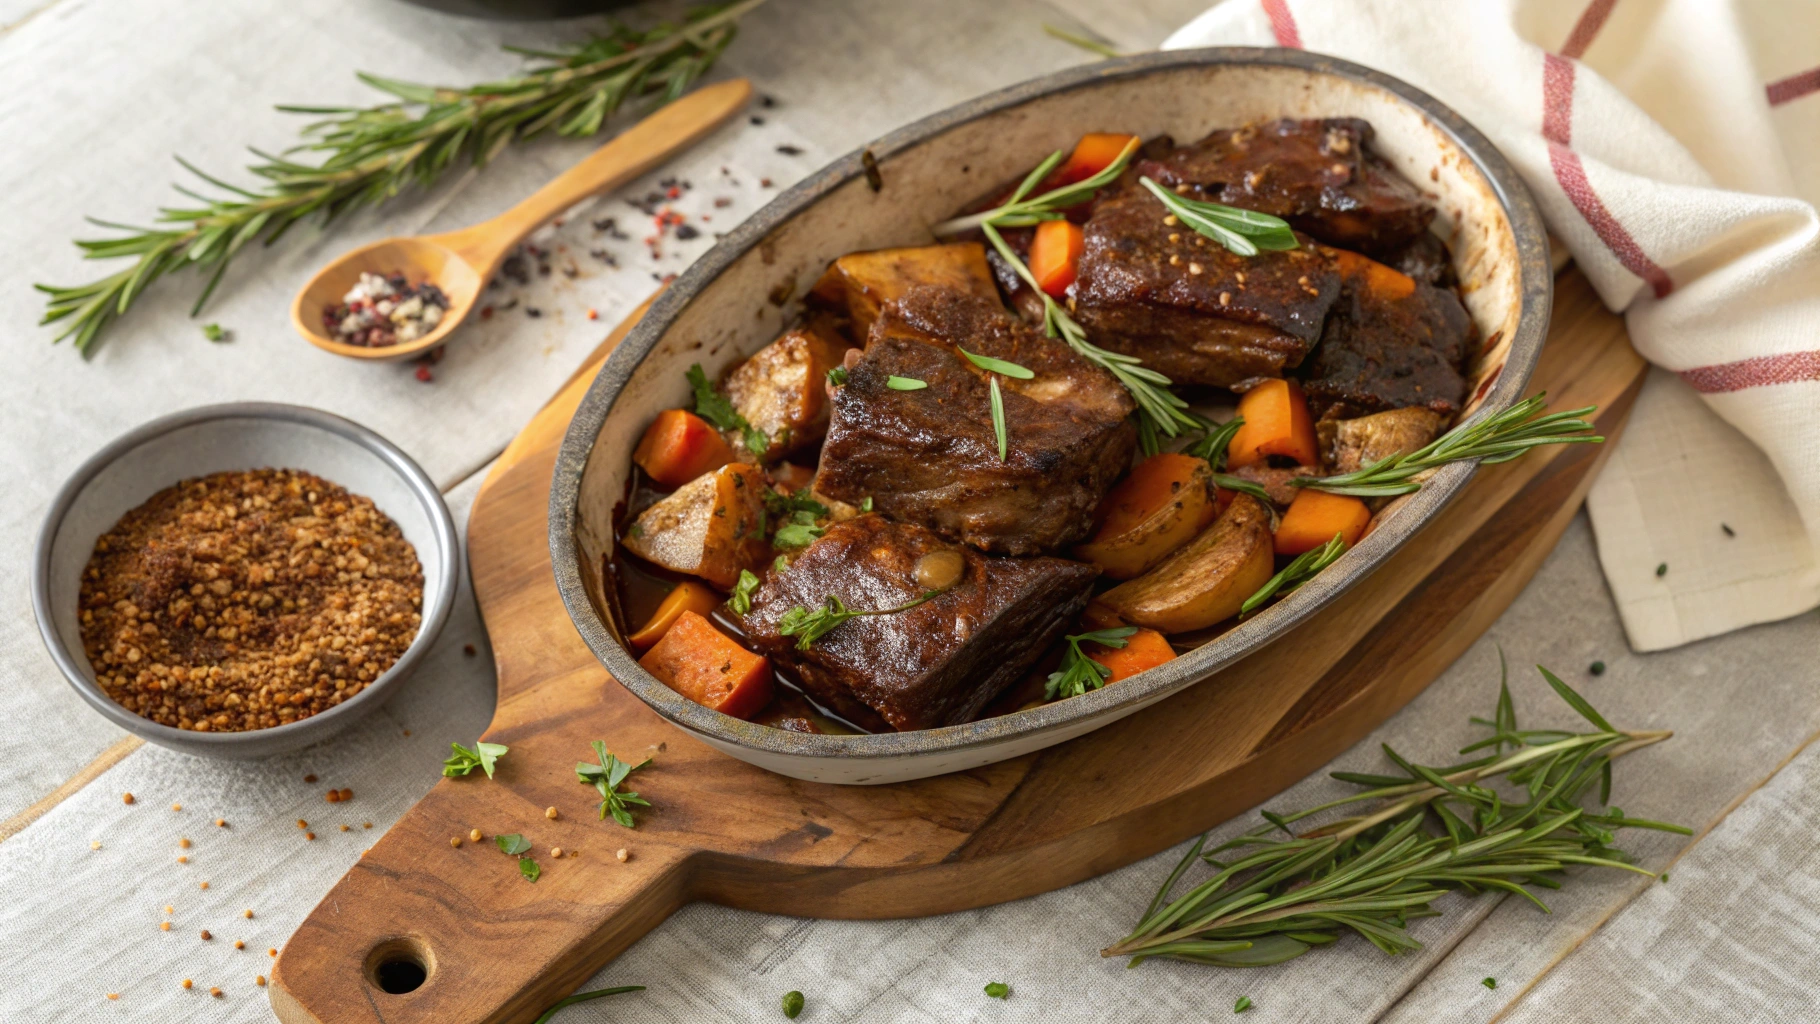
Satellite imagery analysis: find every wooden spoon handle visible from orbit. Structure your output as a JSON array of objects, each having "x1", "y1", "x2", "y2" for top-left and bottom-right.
[{"x1": 434, "y1": 78, "x2": 753, "y2": 272}]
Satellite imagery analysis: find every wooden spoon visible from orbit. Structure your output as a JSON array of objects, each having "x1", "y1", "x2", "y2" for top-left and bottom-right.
[{"x1": 290, "y1": 78, "x2": 753, "y2": 362}]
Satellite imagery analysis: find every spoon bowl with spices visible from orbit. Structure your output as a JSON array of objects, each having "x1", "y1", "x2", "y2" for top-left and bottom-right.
[{"x1": 290, "y1": 78, "x2": 752, "y2": 362}]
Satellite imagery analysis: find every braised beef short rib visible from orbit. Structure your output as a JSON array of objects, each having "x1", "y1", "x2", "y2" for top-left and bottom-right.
[
  {"x1": 1298, "y1": 251, "x2": 1475, "y2": 420},
  {"x1": 1072, "y1": 184, "x2": 1340, "y2": 388},
  {"x1": 737, "y1": 515, "x2": 1098, "y2": 731},
  {"x1": 815, "y1": 285, "x2": 1136, "y2": 556},
  {"x1": 1136, "y1": 118, "x2": 1435, "y2": 257}
]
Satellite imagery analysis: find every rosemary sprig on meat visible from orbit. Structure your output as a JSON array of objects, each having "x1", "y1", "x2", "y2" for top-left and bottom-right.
[
  {"x1": 1045, "y1": 626, "x2": 1138, "y2": 700},
  {"x1": 35, "y1": 0, "x2": 763, "y2": 357},
  {"x1": 1139, "y1": 178, "x2": 1299, "y2": 256},
  {"x1": 777, "y1": 591, "x2": 938, "y2": 650},
  {"x1": 1241, "y1": 534, "x2": 1347, "y2": 616},
  {"x1": 1297, "y1": 395, "x2": 1601, "y2": 498},
  {"x1": 1104, "y1": 659, "x2": 1687, "y2": 968},
  {"x1": 933, "y1": 141, "x2": 1207, "y2": 448}
]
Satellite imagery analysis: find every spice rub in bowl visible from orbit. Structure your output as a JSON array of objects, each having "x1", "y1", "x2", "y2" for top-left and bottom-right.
[{"x1": 78, "y1": 468, "x2": 423, "y2": 733}]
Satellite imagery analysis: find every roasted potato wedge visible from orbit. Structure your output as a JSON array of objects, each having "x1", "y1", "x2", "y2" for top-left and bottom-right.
[
  {"x1": 1089, "y1": 494, "x2": 1275, "y2": 634},
  {"x1": 809, "y1": 242, "x2": 999, "y2": 340},
  {"x1": 724, "y1": 323, "x2": 853, "y2": 461},
  {"x1": 1073, "y1": 453, "x2": 1216, "y2": 580},
  {"x1": 1318, "y1": 406, "x2": 1445, "y2": 474},
  {"x1": 622, "y1": 463, "x2": 771, "y2": 589}
]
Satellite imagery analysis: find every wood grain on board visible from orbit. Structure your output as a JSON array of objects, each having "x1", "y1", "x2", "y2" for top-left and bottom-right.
[{"x1": 272, "y1": 270, "x2": 1644, "y2": 1024}]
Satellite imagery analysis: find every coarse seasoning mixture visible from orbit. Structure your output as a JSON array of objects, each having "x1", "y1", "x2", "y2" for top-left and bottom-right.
[
  {"x1": 322, "y1": 271, "x2": 449, "y2": 347},
  {"x1": 77, "y1": 469, "x2": 424, "y2": 732}
]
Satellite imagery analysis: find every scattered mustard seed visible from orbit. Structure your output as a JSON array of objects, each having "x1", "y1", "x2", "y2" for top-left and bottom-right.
[
  {"x1": 171, "y1": 803, "x2": 182, "y2": 812},
  {"x1": 244, "y1": 909, "x2": 254, "y2": 919},
  {"x1": 210, "y1": 987, "x2": 223, "y2": 998},
  {"x1": 179, "y1": 838, "x2": 191, "y2": 849},
  {"x1": 340, "y1": 788, "x2": 353, "y2": 801},
  {"x1": 551, "y1": 847, "x2": 564, "y2": 858},
  {"x1": 200, "y1": 930, "x2": 212, "y2": 941},
  {"x1": 256, "y1": 975, "x2": 267, "y2": 987},
  {"x1": 296, "y1": 819, "x2": 307, "y2": 829},
  {"x1": 91, "y1": 840, "x2": 102, "y2": 850},
  {"x1": 616, "y1": 848, "x2": 629, "y2": 863},
  {"x1": 268, "y1": 949, "x2": 278, "y2": 957},
  {"x1": 234, "y1": 940, "x2": 245, "y2": 950},
  {"x1": 304, "y1": 832, "x2": 315, "y2": 841},
  {"x1": 303, "y1": 774, "x2": 317, "y2": 784},
  {"x1": 450, "y1": 837, "x2": 462, "y2": 848},
  {"x1": 181, "y1": 979, "x2": 192, "y2": 989},
  {"x1": 215, "y1": 818, "x2": 227, "y2": 827},
  {"x1": 122, "y1": 793, "x2": 134, "y2": 805},
  {"x1": 340, "y1": 824, "x2": 350, "y2": 832},
  {"x1": 199, "y1": 881, "x2": 209, "y2": 890},
  {"x1": 164, "y1": 905, "x2": 173, "y2": 914},
  {"x1": 545, "y1": 806, "x2": 559, "y2": 820},
  {"x1": 177, "y1": 856, "x2": 188, "y2": 864},
  {"x1": 160, "y1": 922, "x2": 171, "y2": 932},
  {"x1": 363, "y1": 822, "x2": 373, "y2": 829},
  {"x1": 326, "y1": 791, "x2": 340, "y2": 803},
  {"x1": 469, "y1": 828, "x2": 482, "y2": 842},
  {"x1": 107, "y1": 993, "x2": 119, "y2": 1000}
]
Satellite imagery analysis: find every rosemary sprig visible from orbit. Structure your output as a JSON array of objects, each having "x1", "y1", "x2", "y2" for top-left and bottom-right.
[
  {"x1": 1298, "y1": 395, "x2": 1601, "y2": 498},
  {"x1": 1104, "y1": 659, "x2": 1687, "y2": 968},
  {"x1": 1241, "y1": 534, "x2": 1347, "y2": 616},
  {"x1": 531, "y1": 985, "x2": 645, "y2": 1024},
  {"x1": 886, "y1": 375, "x2": 928, "y2": 391},
  {"x1": 1184, "y1": 416, "x2": 1244, "y2": 468},
  {"x1": 1045, "y1": 627, "x2": 1138, "y2": 700},
  {"x1": 1138, "y1": 177, "x2": 1299, "y2": 257},
  {"x1": 1042, "y1": 23, "x2": 1123, "y2": 59},
  {"x1": 933, "y1": 142, "x2": 1207, "y2": 448},
  {"x1": 777, "y1": 591, "x2": 937, "y2": 650},
  {"x1": 959, "y1": 348, "x2": 1034, "y2": 379},
  {"x1": 36, "y1": 0, "x2": 763, "y2": 357},
  {"x1": 989, "y1": 377, "x2": 1009, "y2": 462}
]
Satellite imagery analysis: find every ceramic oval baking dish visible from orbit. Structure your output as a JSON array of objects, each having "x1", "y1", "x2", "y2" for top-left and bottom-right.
[{"x1": 551, "y1": 48, "x2": 1551, "y2": 785}]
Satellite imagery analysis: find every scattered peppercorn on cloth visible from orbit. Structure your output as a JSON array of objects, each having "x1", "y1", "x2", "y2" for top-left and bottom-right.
[{"x1": 1166, "y1": 0, "x2": 1820, "y2": 651}]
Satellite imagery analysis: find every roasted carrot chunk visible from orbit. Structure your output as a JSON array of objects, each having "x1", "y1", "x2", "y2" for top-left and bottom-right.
[
  {"x1": 1274, "y1": 489, "x2": 1371, "y2": 555},
  {"x1": 632, "y1": 409, "x2": 736, "y2": 489},
  {"x1": 639, "y1": 611, "x2": 773, "y2": 720},
  {"x1": 1227, "y1": 379, "x2": 1318, "y2": 470},
  {"x1": 1328, "y1": 248, "x2": 1417, "y2": 301},
  {"x1": 1057, "y1": 133, "x2": 1140, "y2": 185},
  {"x1": 1085, "y1": 628, "x2": 1177, "y2": 684},
  {"x1": 1029, "y1": 219, "x2": 1086, "y2": 298},
  {"x1": 627, "y1": 581, "x2": 724, "y2": 651}
]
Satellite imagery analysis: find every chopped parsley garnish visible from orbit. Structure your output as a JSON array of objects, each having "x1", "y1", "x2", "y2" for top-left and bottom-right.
[
  {"x1": 731, "y1": 570, "x2": 762, "y2": 615},
  {"x1": 984, "y1": 981, "x2": 1009, "y2": 999},
  {"x1": 686, "y1": 363, "x2": 767, "y2": 454},
  {"x1": 827, "y1": 365, "x2": 849, "y2": 386},
  {"x1": 576, "y1": 741, "x2": 652, "y2": 828},
  {"x1": 443, "y1": 740, "x2": 507, "y2": 779}
]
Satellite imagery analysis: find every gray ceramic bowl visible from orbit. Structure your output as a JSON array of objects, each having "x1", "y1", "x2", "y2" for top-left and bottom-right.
[
  {"x1": 33, "y1": 403, "x2": 459, "y2": 759},
  {"x1": 552, "y1": 48, "x2": 1552, "y2": 784}
]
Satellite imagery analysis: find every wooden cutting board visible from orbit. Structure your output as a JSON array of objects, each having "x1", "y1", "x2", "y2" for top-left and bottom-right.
[{"x1": 271, "y1": 269, "x2": 1644, "y2": 1024}]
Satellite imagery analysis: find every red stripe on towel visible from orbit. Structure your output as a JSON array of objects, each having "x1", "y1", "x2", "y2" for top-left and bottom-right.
[
  {"x1": 1767, "y1": 67, "x2": 1820, "y2": 106},
  {"x1": 1542, "y1": 54, "x2": 1675, "y2": 298},
  {"x1": 1680, "y1": 350, "x2": 1820, "y2": 393},
  {"x1": 1560, "y1": 0, "x2": 1619, "y2": 60},
  {"x1": 1260, "y1": 0, "x2": 1302, "y2": 48}
]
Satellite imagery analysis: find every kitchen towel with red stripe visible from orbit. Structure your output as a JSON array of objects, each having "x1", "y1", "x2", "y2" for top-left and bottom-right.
[{"x1": 1168, "y1": 0, "x2": 1820, "y2": 651}]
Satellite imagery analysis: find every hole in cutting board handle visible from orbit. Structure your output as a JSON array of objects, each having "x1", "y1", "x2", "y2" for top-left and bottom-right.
[{"x1": 365, "y1": 936, "x2": 434, "y2": 995}]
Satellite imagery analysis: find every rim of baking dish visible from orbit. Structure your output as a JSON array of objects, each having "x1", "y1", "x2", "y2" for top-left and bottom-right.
[
  {"x1": 32, "y1": 402, "x2": 461, "y2": 753},
  {"x1": 550, "y1": 47, "x2": 1553, "y2": 765}
]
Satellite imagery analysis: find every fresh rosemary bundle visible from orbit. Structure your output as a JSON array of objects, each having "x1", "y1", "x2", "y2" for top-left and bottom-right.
[
  {"x1": 36, "y1": 0, "x2": 765, "y2": 357},
  {"x1": 1105, "y1": 658, "x2": 1687, "y2": 968}
]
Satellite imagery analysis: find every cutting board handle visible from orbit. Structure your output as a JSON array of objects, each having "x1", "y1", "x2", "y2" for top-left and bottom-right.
[{"x1": 270, "y1": 777, "x2": 694, "y2": 1024}]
